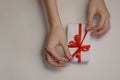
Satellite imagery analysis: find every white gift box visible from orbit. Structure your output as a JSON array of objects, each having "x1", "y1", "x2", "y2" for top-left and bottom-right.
[{"x1": 67, "y1": 23, "x2": 91, "y2": 63}]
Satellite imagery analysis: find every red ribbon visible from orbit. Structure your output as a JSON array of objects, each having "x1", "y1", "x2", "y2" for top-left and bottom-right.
[{"x1": 68, "y1": 24, "x2": 91, "y2": 63}]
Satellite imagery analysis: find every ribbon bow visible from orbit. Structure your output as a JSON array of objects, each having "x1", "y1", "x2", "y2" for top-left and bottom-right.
[{"x1": 68, "y1": 24, "x2": 90, "y2": 63}]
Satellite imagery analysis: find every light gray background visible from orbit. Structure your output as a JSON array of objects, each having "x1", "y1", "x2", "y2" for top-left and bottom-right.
[{"x1": 0, "y1": 0, "x2": 120, "y2": 80}]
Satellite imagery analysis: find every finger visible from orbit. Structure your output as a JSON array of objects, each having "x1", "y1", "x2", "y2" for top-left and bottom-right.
[
  {"x1": 61, "y1": 43, "x2": 73, "y2": 61},
  {"x1": 92, "y1": 18, "x2": 110, "y2": 36},
  {"x1": 46, "y1": 53, "x2": 65, "y2": 67},
  {"x1": 47, "y1": 47, "x2": 69, "y2": 62},
  {"x1": 86, "y1": 12, "x2": 94, "y2": 30},
  {"x1": 89, "y1": 14, "x2": 106, "y2": 31}
]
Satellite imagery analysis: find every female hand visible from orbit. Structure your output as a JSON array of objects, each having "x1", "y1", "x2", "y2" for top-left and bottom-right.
[
  {"x1": 45, "y1": 25, "x2": 72, "y2": 67},
  {"x1": 86, "y1": 0, "x2": 111, "y2": 36}
]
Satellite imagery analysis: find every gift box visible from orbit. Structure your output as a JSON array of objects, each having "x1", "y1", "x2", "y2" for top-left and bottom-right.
[{"x1": 67, "y1": 23, "x2": 91, "y2": 63}]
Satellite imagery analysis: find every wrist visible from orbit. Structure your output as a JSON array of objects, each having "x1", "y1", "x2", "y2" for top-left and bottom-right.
[
  {"x1": 51, "y1": 24, "x2": 62, "y2": 29},
  {"x1": 49, "y1": 20, "x2": 62, "y2": 28}
]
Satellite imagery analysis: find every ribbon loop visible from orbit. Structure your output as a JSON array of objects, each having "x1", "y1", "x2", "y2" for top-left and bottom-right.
[
  {"x1": 68, "y1": 41, "x2": 77, "y2": 47},
  {"x1": 74, "y1": 35, "x2": 81, "y2": 45}
]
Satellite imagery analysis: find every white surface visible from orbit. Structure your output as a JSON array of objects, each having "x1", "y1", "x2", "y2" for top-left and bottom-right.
[
  {"x1": 0, "y1": 0, "x2": 120, "y2": 80},
  {"x1": 67, "y1": 24, "x2": 90, "y2": 63}
]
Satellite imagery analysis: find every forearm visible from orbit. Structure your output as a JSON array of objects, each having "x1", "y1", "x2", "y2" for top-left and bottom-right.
[{"x1": 44, "y1": 0, "x2": 62, "y2": 28}]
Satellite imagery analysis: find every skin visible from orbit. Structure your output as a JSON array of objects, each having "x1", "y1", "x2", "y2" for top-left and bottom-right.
[
  {"x1": 86, "y1": 0, "x2": 111, "y2": 36},
  {"x1": 44, "y1": 0, "x2": 110, "y2": 67}
]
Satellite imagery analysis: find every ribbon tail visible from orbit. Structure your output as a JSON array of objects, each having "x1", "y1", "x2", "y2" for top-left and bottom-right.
[
  {"x1": 72, "y1": 48, "x2": 81, "y2": 63},
  {"x1": 78, "y1": 52, "x2": 81, "y2": 63}
]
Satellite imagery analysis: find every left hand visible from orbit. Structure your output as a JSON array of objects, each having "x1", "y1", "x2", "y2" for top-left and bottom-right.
[{"x1": 86, "y1": 0, "x2": 111, "y2": 37}]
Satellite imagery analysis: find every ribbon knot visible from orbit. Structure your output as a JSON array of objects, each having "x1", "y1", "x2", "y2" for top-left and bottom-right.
[{"x1": 68, "y1": 24, "x2": 91, "y2": 63}]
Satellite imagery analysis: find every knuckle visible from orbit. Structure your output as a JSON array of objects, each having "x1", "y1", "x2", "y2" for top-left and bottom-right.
[
  {"x1": 96, "y1": 26, "x2": 102, "y2": 30},
  {"x1": 61, "y1": 41, "x2": 67, "y2": 45},
  {"x1": 45, "y1": 46, "x2": 53, "y2": 52},
  {"x1": 56, "y1": 56, "x2": 62, "y2": 60},
  {"x1": 48, "y1": 60, "x2": 52, "y2": 65},
  {"x1": 61, "y1": 42, "x2": 68, "y2": 48},
  {"x1": 102, "y1": 12, "x2": 111, "y2": 19},
  {"x1": 57, "y1": 56, "x2": 65, "y2": 61},
  {"x1": 101, "y1": 11, "x2": 108, "y2": 18},
  {"x1": 66, "y1": 53, "x2": 71, "y2": 57},
  {"x1": 98, "y1": 30, "x2": 106, "y2": 35},
  {"x1": 64, "y1": 51, "x2": 70, "y2": 56},
  {"x1": 97, "y1": 32, "x2": 103, "y2": 35},
  {"x1": 101, "y1": 13, "x2": 106, "y2": 18},
  {"x1": 98, "y1": 26, "x2": 102, "y2": 30}
]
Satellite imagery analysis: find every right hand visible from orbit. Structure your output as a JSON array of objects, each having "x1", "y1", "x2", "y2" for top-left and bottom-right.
[
  {"x1": 86, "y1": 0, "x2": 111, "y2": 37},
  {"x1": 45, "y1": 25, "x2": 73, "y2": 67}
]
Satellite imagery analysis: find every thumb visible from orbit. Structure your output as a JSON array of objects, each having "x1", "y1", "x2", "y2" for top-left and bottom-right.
[
  {"x1": 86, "y1": 13, "x2": 94, "y2": 30},
  {"x1": 61, "y1": 43, "x2": 73, "y2": 61}
]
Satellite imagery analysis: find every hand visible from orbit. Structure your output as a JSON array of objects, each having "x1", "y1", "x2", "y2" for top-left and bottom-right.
[
  {"x1": 86, "y1": 0, "x2": 111, "y2": 37},
  {"x1": 45, "y1": 25, "x2": 72, "y2": 67}
]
